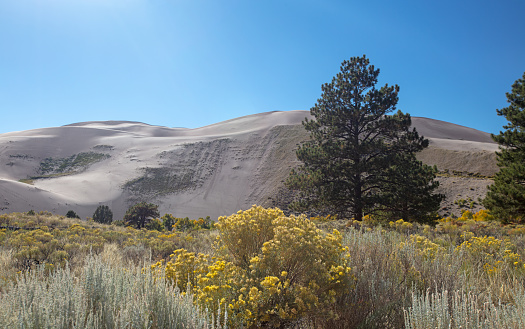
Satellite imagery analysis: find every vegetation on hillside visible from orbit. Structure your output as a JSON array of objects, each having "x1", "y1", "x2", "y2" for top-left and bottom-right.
[
  {"x1": 18, "y1": 152, "x2": 111, "y2": 184},
  {"x1": 1, "y1": 207, "x2": 525, "y2": 328},
  {"x1": 124, "y1": 139, "x2": 230, "y2": 198},
  {"x1": 39, "y1": 152, "x2": 110, "y2": 175}
]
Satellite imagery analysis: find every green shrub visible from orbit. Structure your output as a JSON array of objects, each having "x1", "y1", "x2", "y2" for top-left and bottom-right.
[
  {"x1": 162, "y1": 213, "x2": 176, "y2": 231},
  {"x1": 66, "y1": 210, "x2": 80, "y2": 219},
  {"x1": 145, "y1": 218, "x2": 164, "y2": 231}
]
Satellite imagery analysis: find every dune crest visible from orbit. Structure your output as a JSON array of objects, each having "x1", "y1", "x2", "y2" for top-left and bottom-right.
[{"x1": 0, "y1": 111, "x2": 497, "y2": 219}]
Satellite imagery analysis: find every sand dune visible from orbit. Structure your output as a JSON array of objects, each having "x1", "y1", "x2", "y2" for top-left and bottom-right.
[
  {"x1": 0, "y1": 111, "x2": 498, "y2": 220},
  {"x1": 411, "y1": 117, "x2": 495, "y2": 143}
]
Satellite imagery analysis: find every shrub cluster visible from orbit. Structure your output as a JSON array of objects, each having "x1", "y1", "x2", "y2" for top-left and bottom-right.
[
  {"x1": 157, "y1": 205, "x2": 353, "y2": 328},
  {"x1": 3, "y1": 207, "x2": 525, "y2": 328},
  {"x1": 0, "y1": 256, "x2": 213, "y2": 329},
  {"x1": 0, "y1": 212, "x2": 203, "y2": 287}
]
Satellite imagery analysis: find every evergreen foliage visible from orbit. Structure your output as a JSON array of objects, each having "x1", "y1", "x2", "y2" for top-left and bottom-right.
[
  {"x1": 380, "y1": 155, "x2": 443, "y2": 222},
  {"x1": 124, "y1": 202, "x2": 160, "y2": 229},
  {"x1": 484, "y1": 72, "x2": 525, "y2": 223},
  {"x1": 65, "y1": 210, "x2": 80, "y2": 219},
  {"x1": 92, "y1": 205, "x2": 113, "y2": 224},
  {"x1": 286, "y1": 55, "x2": 441, "y2": 221},
  {"x1": 162, "y1": 213, "x2": 176, "y2": 231},
  {"x1": 145, "y1": 218, "x2": 164, "y2": 231}
]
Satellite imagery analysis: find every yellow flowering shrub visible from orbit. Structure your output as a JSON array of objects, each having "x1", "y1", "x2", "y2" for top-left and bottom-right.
[
  {"x1": 471, "y1": 209, "x2": 495, "y2": 221},
  {"x1": 245, "y1": 214, "x2": 352, "y2": 325},
  {"x1": 458, "y1": 210, "x2": 474, "y2": 220},
  {"x1": 0, "y1": 212, "x2": 188, "y2": 274},
  {"x1": 171, "y1": 216, "x2": 214, "y2": 231},
  {"x1": 309, "y1": 214, "x2": 337, "y2": 222},
  {"x1": 437, "y1": 210, "x2": 495, "y2": 224},
  {"x1": 508, "y1": 225, "x2": 525, "y2": 235},
  {"x1": 389, "y1": 219, "x2": 414, "y2": 232},
  {"x1": 435, "y1": 210, "x2": 498, "y2": 239},
  {"x1": 10, "y1": 229, "x2": 61, "y2": 269},
  {"x1": 0, "y1": 229, "x2": 7, "y2": 243},
  {"x1": 455, "y1": 234, "x2": 524, "y2": 275},
  {"x1": 163, "y1": 205, "x2": 354, "y2": 328},
  {"x1": 164, "y1": 249, "x2": 210, "y2": 292},
  {"x1": 401, "y1": 234, "x2": 444, "y2": 260},
  {"x1": 361, "y1": 214, "x2": 380, "y2": 226},
  {"x1": 216, "y1": 205, "x2": 283, "y2": 268}
]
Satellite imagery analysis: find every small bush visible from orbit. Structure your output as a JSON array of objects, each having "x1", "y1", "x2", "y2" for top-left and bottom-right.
[
  {"x1": 162, "y1": 214, "x2": 176, "y2": 231},
  {"x1": 0, "y1": 256, "x2": 212, "y2": 329},
  {"x1": 405, "y1": 288, "x2": 525, "y2": 328},
  {"x1": 124, "y1": 202, "x2": 159, "y2": 229},
  {"x1": 66, "y1": 210, "x2": 80, "y2": 219},
  {"x1": 145, "y1": 218, "x2": 164, "y2": 231}
]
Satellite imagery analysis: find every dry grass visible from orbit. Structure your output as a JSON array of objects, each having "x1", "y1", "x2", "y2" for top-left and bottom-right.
[{"x1": 1, "y1": 210, "x2": 525, "y2": 328}]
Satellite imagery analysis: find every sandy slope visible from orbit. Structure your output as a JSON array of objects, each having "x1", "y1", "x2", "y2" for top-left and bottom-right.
[{"x1": 0, "y1": 111, "x2": 499, "y2": 219}]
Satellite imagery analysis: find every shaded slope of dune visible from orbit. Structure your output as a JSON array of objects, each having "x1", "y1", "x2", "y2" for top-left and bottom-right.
[{"x1": 0, "y1": 111, "x2": 498, "y2": 219}]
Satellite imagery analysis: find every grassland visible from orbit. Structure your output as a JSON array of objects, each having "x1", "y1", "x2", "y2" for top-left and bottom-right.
[{"x1": 0, "y1": 209, "x2": 524, "y2": 328}]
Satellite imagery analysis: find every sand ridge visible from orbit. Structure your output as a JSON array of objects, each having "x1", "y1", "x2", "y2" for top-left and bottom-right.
[{"x1": 0, "y1": 111, "x2": 499, "y2": 219}]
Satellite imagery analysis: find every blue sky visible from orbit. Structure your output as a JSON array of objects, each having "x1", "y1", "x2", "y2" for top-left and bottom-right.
[{"x1": 0, "y1": 0, "x2": 524, "y2": 135}]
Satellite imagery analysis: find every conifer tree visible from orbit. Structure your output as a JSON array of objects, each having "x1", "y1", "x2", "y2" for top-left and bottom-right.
[
  {"x1": 484, "y1": 72, "x2": 525, "y2": 223},
  {"x1": 93, "y1": 205, "x2": 113, "y2": 224},
  {"x1": 66, "y1": 210, "x2": 80, "y2": 219},
  {"x1": 124, "y1": 202, "x2": 160, "y2": 229},
  {"x1": 379, "y1": 154, "x2": 443, "y2": 222},
  {"x1": 286, "y1": 55, "x2": 441, "y2": 221}
]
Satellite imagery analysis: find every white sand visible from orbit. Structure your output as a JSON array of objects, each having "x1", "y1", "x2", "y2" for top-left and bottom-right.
[{"x1": 0, "y1": 111, "x2": 498, "y2": 220}]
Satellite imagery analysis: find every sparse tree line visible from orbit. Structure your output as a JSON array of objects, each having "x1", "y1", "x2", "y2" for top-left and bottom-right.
[{"x1": 61, "y1": 202, "x2": 213, "y2": 231}]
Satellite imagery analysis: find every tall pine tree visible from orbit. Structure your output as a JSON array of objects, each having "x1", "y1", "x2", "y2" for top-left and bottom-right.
[
  {"x1": 484, "y1": 72, "x2": 525, "y2": 223},
  {"x1": 286, "y1": 55, "x2": 442, "y2": 221}
]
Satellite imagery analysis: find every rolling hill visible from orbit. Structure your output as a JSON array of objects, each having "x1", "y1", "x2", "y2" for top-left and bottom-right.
[{"x1": 0, "y1": 111, "x2": 499, "y2": 220}]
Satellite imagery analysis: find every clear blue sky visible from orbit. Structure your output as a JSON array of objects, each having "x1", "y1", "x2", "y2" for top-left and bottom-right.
[{"x1": 1, "y1": 0, "x2": 524, "y2": 135}]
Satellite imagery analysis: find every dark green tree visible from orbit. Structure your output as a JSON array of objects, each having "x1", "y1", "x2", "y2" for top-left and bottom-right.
[
  {"x1": 66, "y1": 210, "x2": 80, "y2": 219},
  {"x1": 484, "y1": 72, "x2": 525, "y2": 223},
  {"x1": 161, "y1": 213, "x2": 176, "y2": 231},
  {"x1": 92, "y1": 205, "x2": 113, "y2": 224},
  {"x1": 124, "y1": 202, "x2": 160, "y2": 229},
  {"x1": 145, "y1": 218, "x2": 164, "y2": 231},
  {"x1": 379, "y1": 154, "x2": 443, "y2": 222},
  {"x1": 286, "y1": 55, "x2": 438, "y2": 221}
]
